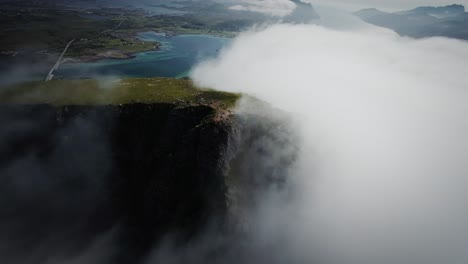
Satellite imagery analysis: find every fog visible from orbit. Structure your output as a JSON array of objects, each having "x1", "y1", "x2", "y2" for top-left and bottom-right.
[
  {"x1": 221, "y1": 0, "x2": 297, "y2": 16},
  {"x1": 191, "y1": 23, "x2": 468, "y2": 264},
  {"x1": 0, "y1": 106, "x2": 118, "y2": 264}
]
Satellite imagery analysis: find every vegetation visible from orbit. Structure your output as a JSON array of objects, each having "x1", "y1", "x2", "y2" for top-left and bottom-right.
[
  {"x1": 0, "y1": 78, "x2": 240, "y2": 108},
  {"x1": 0, "y1": 0, "x2": 319, "y2": 60},
  {"x1": 0, "y1": 8, "x2": 161, "y2": 60},
  {"x1": 0, "y1": 7, "x2": 242, "y2": 60},
  {"x1": 67, "y1": 34, "x2": 160, "y2": 59}
]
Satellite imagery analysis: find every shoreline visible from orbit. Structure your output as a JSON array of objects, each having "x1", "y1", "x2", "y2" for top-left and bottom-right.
[
  {"x1": 73, "y1": 43, "x2": 162, "y2": 63},
  {"x1": 0, "y1": 31, "x2": 228, "y2": 82},
  {"x1": 65, "y1": 30, "x2": 230, "y2": 64}
]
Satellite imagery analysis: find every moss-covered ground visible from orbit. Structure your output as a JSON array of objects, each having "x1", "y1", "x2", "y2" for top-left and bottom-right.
[{"x1": 0, "y1": 78, "x2": 240, "y2": 108}]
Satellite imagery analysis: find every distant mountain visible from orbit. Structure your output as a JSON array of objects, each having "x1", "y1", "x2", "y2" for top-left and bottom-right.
[
  {"x1": 285, "y1": 0, "x2": 319, "y2": 23},
  {"x1": 354, "y1": 4, "x2": 468, "y2": 40},
  {"x1": 398, "y1": 4, "x2": 465, "y2": 18},
  {"x1": 355, "y1": 8, "x2": 389, "y2": 19}
]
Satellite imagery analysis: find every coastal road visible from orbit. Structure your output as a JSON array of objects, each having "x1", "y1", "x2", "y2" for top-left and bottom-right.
[
  {"x1": 45, "y1": 17, "x2": 126, "y2": 81},
  {"x1": 45, "y1": 38, "x2": 76, "y2": 81}
]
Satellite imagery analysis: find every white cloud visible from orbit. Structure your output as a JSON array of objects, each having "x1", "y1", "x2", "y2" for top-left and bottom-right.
[
  {"x1": 228, "y1": 0, "x2": 297, "y2": 17},
  {"x1": 192, "y1": 24, "x2": 468, "y2": 264}
]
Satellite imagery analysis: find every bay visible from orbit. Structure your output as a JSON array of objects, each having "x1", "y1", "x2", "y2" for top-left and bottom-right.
[{"x1": 56, "y1": 32, "x2": 229, "y2": 79}]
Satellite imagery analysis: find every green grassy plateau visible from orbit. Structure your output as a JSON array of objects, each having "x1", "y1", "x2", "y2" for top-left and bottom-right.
[{"x1": 0, "y1": 78, "x2": 240, "y2": 108}]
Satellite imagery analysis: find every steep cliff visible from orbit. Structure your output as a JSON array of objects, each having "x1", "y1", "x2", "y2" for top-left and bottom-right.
[
  {"x1": 0, "y1": 78, "x2": 297, "y2": 263},
  {"x1": 0, "y1": 78, "x2": 240, "y2": 263}
]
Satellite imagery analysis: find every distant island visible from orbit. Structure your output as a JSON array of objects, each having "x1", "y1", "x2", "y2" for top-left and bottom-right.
[{"x1": 354, "y1": 4, "x2": 468, "y2": 40}]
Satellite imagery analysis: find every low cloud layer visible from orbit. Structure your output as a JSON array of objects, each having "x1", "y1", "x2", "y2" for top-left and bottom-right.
[
  {"x1": 228, "y1": 0, "x2": 297, "y2": 17},
  {"x1": 192, "y1": 24, "x2": 468, "y2": 263}
]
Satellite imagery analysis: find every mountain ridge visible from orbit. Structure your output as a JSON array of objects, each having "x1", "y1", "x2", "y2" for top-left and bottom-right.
[{"x1": 355, "y1": 4, "x2": 468, "y2": 40}]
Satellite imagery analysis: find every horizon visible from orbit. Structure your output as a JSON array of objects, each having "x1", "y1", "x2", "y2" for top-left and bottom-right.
[{"x1": 306, "y1": 0, "x2": 468, "y2": 12}]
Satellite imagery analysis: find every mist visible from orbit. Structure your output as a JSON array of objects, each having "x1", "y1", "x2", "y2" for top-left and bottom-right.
[
  {"x1": 191, "y1": 23, "x2": 468, "y2": 264},
  {"x1": 227, "y1": 0, "x2": 297, "y2": 16},
  {"x1": 0, "y1": 106, "x2": 118, "y2": 264}
]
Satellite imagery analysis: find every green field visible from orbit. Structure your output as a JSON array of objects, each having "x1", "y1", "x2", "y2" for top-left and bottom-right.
[{"x1": 0, "y1": 78, "x2": 240, "y2": 108}]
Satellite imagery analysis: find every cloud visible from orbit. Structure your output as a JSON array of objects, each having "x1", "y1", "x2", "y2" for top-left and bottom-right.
[
  {"x1": 228, "y1": 0, "x2": 297, "y2": 17},
  {"x1": 192, "y1": 23, "x2": 468, "y2": 264}
]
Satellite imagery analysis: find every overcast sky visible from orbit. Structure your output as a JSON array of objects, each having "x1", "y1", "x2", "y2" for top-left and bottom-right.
[{"x1": 305, "y1": 0, "x2": 468, "y2": 11}]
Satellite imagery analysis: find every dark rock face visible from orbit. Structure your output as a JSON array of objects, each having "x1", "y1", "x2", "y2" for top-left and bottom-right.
[
  {"x1": 0, "y1": 101, "x2": 299, "y2": 264},
  {"x1": 112, "y1": 104, "x2": 232, "y2": 262},
  {"x1": 0, "y1": 103, "x2": 234, "y2": 263}
]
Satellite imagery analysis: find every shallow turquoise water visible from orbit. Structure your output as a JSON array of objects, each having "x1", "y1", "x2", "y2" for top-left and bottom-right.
[{"x1": 56, "y1": 32, "x2": 229, "y2": 79}]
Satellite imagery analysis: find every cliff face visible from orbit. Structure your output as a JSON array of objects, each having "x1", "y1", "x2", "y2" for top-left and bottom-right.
[
  {"x1": 0, "y1": 92, "x2": 298, "y2": 264},
  {"x1": 0, "y1": 103, "x2": 235, "y2": 263},
  {"x1": 111, "y1": 104, "x2": 233, "y2": 261}
]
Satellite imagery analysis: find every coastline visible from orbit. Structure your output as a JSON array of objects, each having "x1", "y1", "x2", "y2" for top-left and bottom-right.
[
  {"x1": 64, "y1": 31, "x2": 162, "y2": 63},
  {"x1": 2, "y1": 32, "x2": 229, "y2": 81},
  {"x1": 65, "y1": 30, "x2": 229, "y2": 64}
]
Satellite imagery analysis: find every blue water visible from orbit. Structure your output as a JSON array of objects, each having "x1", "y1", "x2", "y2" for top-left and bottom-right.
[{"x1": 56, "y1": 32, "x2": 229, "y2": 79}]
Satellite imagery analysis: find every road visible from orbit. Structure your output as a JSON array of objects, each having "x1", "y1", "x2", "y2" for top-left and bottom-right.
[
  {"x1": 45, "y1": 17, "x2": 126, "y2": 81},
  {"x1": 45, "y1": 38, "x2": 76, "y2": 81}
]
